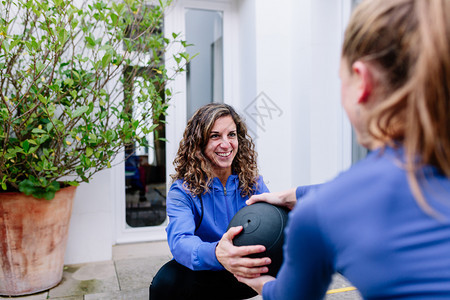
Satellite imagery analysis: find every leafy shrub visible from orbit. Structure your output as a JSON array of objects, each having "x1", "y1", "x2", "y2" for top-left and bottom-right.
[{"x1": 0, "y1": 0, "x2": 190, "y2": 199}]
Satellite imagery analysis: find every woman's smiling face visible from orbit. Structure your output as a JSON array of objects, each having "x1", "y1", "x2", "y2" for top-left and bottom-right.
[{"x1": 204, "y1": 115, "x2": 238, "y2": 177}]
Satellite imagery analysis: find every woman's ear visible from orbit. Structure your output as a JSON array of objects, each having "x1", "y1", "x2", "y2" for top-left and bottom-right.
[{"x1": 352, "y1": 61, "x2": 373, "y2": 103}]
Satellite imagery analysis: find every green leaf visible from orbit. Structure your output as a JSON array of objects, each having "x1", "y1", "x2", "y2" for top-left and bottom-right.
[
  {"x1": 29, "y1": 145, "x2": 39, "y2": 154},
  {"x1": 1, "y1": 175, "x2": 7, "y2": 190},
  {"x1": 73, "y1": 106, "x2": 89, "y2": 118},
  {"x1": 110, "y1": 13, "x2": 118, "y2": 25},
  {"x1": 38, "y1": 134, "x2": 50, "y2": 145},
  {"x1": 100, "y1": 44, "x2": 113, "y2": 52},
  {"x1": 86, "y1": 147, "x2": 93, "y2": 157},
  {"x1": 57, "y1": 28, "x2": 68, "y2": 44},
  {"x1": 2, "y1": 40, "x2": 9, "y2": 52},
  {"x1": 22, "y1": 140, "x2": 30, "y2": 153},
  {"x1": 41, "y1": 191, "x2": 56, "y2": 200},
  {"x1": 36, "y1": 61, "x2": 45, "y2": 73},
  {"x1": 32, "y1": 128, "x2": 47, "y2": 134},
  {"x1": 64, "y1": 78, "x2": 74, "y2": 86},
  {"x1": 102, "y1": 53, "x2": 112, "y2": 68},
  {"x1": 85, "y1": 36, "x2": 96, "y2": 48}
]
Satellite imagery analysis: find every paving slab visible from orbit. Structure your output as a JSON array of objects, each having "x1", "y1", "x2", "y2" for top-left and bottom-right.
[
  {"x1": 112, "y1": 241, "x2": 171, "y2": 260},
  {"x1": 114, "y1": 255, "x2": 171, "y2": 291},
  {"x1": 326, "y1": 273, "x2": 362, "y2": 300},
  {"x1": 85, "y1": 287, "x2": 148, "y2": 300},
  {"x1": 329, "y1": 273, "x2": 355, "y2": 289},
  {"x1": 326, "y1": 290, "x2": 363, "y2": 300},
  {"x1": 48, "y1": 261, "x2": 120, "y2": 298}
]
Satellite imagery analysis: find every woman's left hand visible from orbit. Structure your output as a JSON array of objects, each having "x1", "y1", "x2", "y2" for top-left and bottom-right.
[
  {"x1": 216, "y1": 226, "x2": 271, "y2": 278},
  {"x1": 235, "y1": 274, "x2": 275, "y2": 295}
]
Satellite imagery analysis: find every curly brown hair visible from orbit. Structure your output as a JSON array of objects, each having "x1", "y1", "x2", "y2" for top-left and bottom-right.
[{"x1": 171, "y1": 103, "x2": 259, "y2": 197}]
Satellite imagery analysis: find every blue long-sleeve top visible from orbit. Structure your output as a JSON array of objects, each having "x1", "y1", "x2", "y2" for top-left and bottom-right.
[
  {"x1": 166, "y1": 175, "x2": 270, "y2": 271},
  {"x1": 263, "y1": 146, "x2": 450, "y2": 299}
]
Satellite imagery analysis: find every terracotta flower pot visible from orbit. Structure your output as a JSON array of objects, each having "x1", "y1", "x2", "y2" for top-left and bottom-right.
[{"x1": 0, "y1": 186, "x2": 76, "y2": 296}]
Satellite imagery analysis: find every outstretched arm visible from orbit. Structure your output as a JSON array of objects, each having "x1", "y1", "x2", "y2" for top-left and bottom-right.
[
  {"x1": 246, "y1": 188, "x2": 297, "y2": 210},
  {"x1": 247, "y1": 185, "x2": 322, "y2": 210}
]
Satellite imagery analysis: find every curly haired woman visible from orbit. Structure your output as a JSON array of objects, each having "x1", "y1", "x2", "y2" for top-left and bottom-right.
[{"x1": 149, "y1": 103, "x2": 270, "y2": 300}]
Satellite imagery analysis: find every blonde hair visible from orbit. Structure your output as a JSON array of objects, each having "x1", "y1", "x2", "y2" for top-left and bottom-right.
[
  {"x1": 343, "y1": 0, "x2": 450, "y2": 215},
  {"x1": 171, "y1": 103, "x2": 259, "y2": 197}
]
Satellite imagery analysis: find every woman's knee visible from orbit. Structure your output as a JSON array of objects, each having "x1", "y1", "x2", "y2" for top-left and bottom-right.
[{"x1": 149, "y1": 260, "x2": 191, "y2": 299}]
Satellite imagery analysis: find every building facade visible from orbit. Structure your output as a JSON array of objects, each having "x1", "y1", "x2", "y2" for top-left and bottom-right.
[{"x1": 64, "y1": 0, "x2": 362, "y2": 264}]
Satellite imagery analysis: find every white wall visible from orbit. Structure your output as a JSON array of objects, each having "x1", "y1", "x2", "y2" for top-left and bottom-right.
[
  {"x1": 290, "y1": 0, "x2": 351, "y2": 186},
  {"x1": 235, "y1": 0, "x2": 294, "y2": 192},
  {"x1": 64, "y1": 169, "x2": 114, "y2": 264},
  {"x1": 308, "y1": 0, "x2": 351, "y2": 182},
  {"x1": 253, "y1": 0, "x2": 294, "y2": 191},
  {"x1": 290, "y1": 0, "x2": 313, "y2": 186},
  {"x1": 239, "y1": 0, "x2": 349, "y2": 193}
]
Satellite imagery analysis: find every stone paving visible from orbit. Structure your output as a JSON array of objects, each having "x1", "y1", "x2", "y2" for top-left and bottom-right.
[{"x1": 0, "y1": 241, "x2": 362, "y2": 300}]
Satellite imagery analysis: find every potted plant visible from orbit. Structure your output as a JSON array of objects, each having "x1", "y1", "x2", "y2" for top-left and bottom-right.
[{"x1": 0, "y1": 0, "x2": 189, "y2": 295}]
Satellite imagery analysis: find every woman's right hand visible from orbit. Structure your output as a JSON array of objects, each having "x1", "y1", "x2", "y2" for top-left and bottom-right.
[{"x1": 246, "y1": 188, "x2": 297, "y2": 210}]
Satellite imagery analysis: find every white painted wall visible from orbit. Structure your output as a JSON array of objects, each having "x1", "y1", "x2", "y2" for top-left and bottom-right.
[
  {"x1": 241, "y1": 0, "x2": 349, "y2": 193},
  {"x1": 308, "y1": 0, "x2": 351, "y2": 182},
  {"x1": 252, "y1": 0, "x2": 294, "y2": 191},
  {"x1": 64, "y1": 169, "x2": 114, "y2": 264}
]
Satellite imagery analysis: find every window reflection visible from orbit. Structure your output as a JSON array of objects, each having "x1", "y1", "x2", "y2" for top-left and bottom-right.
[
  {"x1": 121, "y1": 4, "x2": 168, "y2": 228},
  {"x1": 124, "y1": 68, "x2": 167, "y2": 228}
]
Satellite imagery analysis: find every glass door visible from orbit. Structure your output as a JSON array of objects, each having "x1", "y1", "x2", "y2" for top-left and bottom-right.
[{"x1": 185, "y1": 8, "x2": 224, "y2": 118}]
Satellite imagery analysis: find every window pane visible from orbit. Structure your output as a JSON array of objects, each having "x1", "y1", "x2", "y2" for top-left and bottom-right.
[
  {"x1": 185, "y1": 9, "x2": 224, "y2": 119},
  {"x1": 124, "y1": 70, "x2": 167, "y2": 228},
  {"x1": 121, "y1": 4, "x2": 167, "y2": 228}
]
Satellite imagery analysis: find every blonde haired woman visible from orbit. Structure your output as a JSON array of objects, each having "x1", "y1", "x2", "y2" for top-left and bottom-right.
[
  {"x1": 238, "y1": 0, "x2": 450, "y2": 298},
  {"x1": 150, "y1": 103, "x2": 270, "y2": 299}
]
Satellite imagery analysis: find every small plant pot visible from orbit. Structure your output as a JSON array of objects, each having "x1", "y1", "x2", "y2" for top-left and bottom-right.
[{"x1": 0, "y1": 186, "x2": 76, "y2": 296}]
